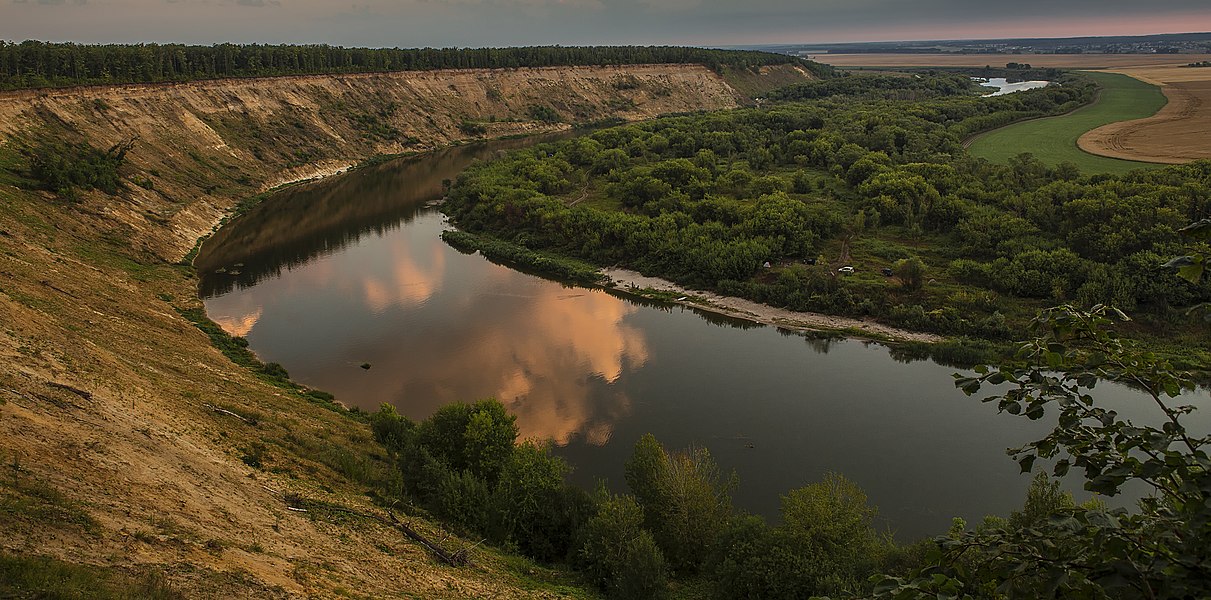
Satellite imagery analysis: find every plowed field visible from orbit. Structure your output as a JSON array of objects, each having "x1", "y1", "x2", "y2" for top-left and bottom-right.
[{"x1": 1079, "y1": 65, "x2": 1211, "y2": 164}]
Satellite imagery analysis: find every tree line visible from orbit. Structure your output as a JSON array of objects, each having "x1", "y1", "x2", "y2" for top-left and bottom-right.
[{"x1": 0, "y1": 40, "x2": 832, "y2": 90}]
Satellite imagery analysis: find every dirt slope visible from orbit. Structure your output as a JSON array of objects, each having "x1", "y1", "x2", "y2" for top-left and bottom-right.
[
  {"x1": 0, "y1": 64, "x2": 808, "y2": 597},
  {"x1": 0, "y1": 64, "x2": 756, "y2": 262}
]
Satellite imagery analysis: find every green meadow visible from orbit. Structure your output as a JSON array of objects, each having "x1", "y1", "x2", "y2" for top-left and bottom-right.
[{"x1": 967, "y1": 71, "x2": 1167, "y2": 174}]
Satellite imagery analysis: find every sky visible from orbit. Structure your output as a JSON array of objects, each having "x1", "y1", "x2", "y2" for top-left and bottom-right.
[{"x1": 2, "y1": 0, "x2": 1209, "y2": 48}]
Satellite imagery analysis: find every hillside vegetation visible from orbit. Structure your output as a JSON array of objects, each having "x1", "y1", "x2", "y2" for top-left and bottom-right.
[
  {"x1": 0, "y1": 55, "x2": 809, "y2": 597},
  {"x1": 445, "y1": 73, "x2": 1211, "y2": 363}
]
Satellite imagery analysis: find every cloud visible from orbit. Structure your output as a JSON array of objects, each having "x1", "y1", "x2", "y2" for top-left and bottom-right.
[
  {"x1": 12, "y1": 0, "x2": 88, "y2": 5},
  {"x1": 3, "y1": 0, "x2": 1208, "y2": 46}
]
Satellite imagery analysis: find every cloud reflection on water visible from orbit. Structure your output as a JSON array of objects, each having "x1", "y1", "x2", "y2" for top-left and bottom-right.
[{"x1": 205, "y1": 214, "x2": 649, "y2": 447}]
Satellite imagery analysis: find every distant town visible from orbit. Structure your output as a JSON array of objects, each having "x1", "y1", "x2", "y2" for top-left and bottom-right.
[{"x1": 740, "y1": 31, "x2": 1211, "y2": 56}]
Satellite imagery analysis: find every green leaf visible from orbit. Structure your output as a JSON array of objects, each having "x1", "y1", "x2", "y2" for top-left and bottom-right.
[
  {"x1": 956, "y1": 377, "x2": 981, "y2": 395},
  {"x1": 1177, "y1": 263, "x2": 1205, "y2": 284},
  {"x1": 1045, "y1": 351, "x2": 1063, "y2": 369},
  {"x1": 1018, "y1": 455, "x2": 1035, "y2": 473}
]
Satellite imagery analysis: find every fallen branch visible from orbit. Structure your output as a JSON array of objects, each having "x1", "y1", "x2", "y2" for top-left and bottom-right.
[
  {"x1": 283, "y1": 495, "x2": 468, "y2": 566},
  {"x1": 386, "y1": 509, "x2": 471, "y2": 566},
  {"x1": 47, "y1": 381, "x2": 93, "y2": 401},
  {"x1": 40, "y1": 280, "x2": 79, "y2": 299},
  {"x1": 202, "y1": 403, "x2": 255, "y2": 425},
  {"x1": 1, "y1": 387, "x2": 37, "y2": 403}
]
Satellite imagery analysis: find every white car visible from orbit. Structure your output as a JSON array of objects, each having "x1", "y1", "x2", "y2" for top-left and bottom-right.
[{"x1": 837, "y1": 266, "x2": 855, "y2": 274}]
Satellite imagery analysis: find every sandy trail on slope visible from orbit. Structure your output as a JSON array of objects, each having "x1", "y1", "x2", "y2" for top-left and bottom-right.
[{"x1": 603, "y1": 268, "x2": 943, "y2": 343}]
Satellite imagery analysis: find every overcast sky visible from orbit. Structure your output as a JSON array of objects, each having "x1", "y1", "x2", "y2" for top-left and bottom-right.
[{"x1": 3, "y1": 0, "x2": 1208, "y2": 47}]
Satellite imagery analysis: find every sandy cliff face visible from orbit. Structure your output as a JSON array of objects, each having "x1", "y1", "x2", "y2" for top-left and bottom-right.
[{"x1": 0, "y1": 64, "x2": 748, "y2": 261}]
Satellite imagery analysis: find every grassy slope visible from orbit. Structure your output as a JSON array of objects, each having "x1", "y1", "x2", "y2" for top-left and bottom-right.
[
  {"x1": 0, "y1": 181, "x2": 599, "y2": 598},
  {"x1": 0, "y1": 123, "x2": 604, "y2": 600},
  {"x1": 967, "y1": 72, "x2": 1167, "y2": 174},
  {"x1": 718, "y1": 64, "x2": 817, "y2": 100}
]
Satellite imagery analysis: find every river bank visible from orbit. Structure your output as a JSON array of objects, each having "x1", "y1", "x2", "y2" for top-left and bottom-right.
[{"x1": 603, "y1": 268, "x2": 943, "y2": 343}]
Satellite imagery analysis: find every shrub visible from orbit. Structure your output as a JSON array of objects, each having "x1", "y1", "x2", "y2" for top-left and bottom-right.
[
  {"x1": 416, "y1": 399, "x2": 518, "y2": 485},
  {"x1": 24, "y1": 138, "x2": 134, "y2": 199},
  {"x1": 893, "y1": 257, "x2": 926, "y2": 291},
  {"x1": 577, "y1": 494, "x2": 667, "y2": 599},
  {"x1": 624, "y1": 434, "x2": 734, "y2": 574},
  {"x1": 527, "y1": 104, "x2": 562, "y2": 123}
]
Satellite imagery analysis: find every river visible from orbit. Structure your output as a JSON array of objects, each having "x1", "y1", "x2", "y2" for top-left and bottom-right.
[
  {"x1": 196, "y1": 133, "x2": 1206, "y2": 541},
  {"x1": 976, "y1": 77, "x2": 1051, "y2": 96}
]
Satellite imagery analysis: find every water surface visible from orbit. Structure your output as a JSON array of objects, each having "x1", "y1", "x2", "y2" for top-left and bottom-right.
[
  {"x1": 198, "y1": 135, "x2": 1206, "y2": 540},
  {"x1": 976, "y1": 77, "x2": 1051, "y2": 96}
]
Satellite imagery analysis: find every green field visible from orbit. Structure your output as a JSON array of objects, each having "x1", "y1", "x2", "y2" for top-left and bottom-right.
[{"x1": 967, "y1": 71, "x2": 1167, "y2": 174}]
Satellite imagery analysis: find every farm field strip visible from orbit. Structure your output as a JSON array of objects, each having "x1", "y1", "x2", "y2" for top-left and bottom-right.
[
  {"x1": 815, "y1": 54, "x2": 1211, "y2": 170},
  {"x1": 965, "y1": 71, "x2": 1166, "y2": 174},
  {"x1": 1079, "y1": 65, "x2": 1211, "y2": 164},
  {"x1": 816, "y1": 53, "x2": 1211, "y2": 69}
]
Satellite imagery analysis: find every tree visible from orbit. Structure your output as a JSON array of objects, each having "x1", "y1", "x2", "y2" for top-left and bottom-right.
[
  {"x1": 576, "y1": 494, "x2": 667, "y2": 600},
  {"x1": 490, "y1": 440, "x2": 590, "y2": 561},
  {"x1": 623, "y1": 435, "x2": 734, "y2": 573},
  {"x1": 893, "y1": 257, "x2": 926, "y2": 291},
  {"x1": 781, "y1": 472, "x2": 887, "y2": 594},
  {"x1": 709, "y1": 515, "x2": 822, "y2": 599},
  {"x1": 624, "y1": 433, "x2": 668, "y2": 517},
  {"x1": 416, "y1": 399, "x2": 518, "y2": 484}
]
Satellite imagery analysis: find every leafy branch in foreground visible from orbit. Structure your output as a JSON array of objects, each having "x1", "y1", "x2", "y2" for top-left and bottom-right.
[
  {"x1": 873, "y1": 304, "x2": 1209, "y2": 599},
  {"x1": 1165, "y1": 219, "x2": 1211, "y2": 321}
]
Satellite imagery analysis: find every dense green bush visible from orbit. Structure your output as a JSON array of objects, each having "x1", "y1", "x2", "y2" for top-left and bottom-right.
[
  {"x1": 576, "y1": 494, "x2": 667, "y2": 599},
  {"x1": 624, "y1": 434, "x2": 735, "y2": 573},
  {"x1": 370, "y1": 401, "x2": 591, "y2": 562},
  {"x1": 443, "y1": 74, "x2": 1211, "y2": 342},
  {"x1": 23, "y1": 138, "x2": 132, "y2": 199}
]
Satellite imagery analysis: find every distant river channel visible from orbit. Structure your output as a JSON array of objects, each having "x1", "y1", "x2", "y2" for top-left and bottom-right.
[
  {"x1": 196, "y1": 133, "x2": 1206, "y2": 541},
  {"x1": 975, "y1": 77, "x2": 1051, "y2": 96}
]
